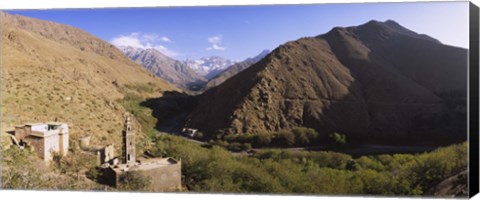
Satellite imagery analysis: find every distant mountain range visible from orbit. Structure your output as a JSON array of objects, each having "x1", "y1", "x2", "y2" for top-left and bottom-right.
[
  {"x1": 119, "y1": 46, "x2": 207, "y2": 89},
  {"x1": 185, "y1": 20, "x2": 467, "y2": 146},
  {"x1": 118, "y1": 46, "x2": 270, "y2": 90},
  {"x1": 183, "y1": 56, "x2": 237, "y2": 80},
  {"x1": 205, "y1": 49, "x2": 270, "y2": 89}
]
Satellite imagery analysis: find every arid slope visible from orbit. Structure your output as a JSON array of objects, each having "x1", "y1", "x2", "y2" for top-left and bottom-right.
[
  {"x1": 205, "y1": 49, "x2": 270, "y2": 89},
  {"x1": 185, "y1": 20, "x2": 467, "y2": 145},
  {"x1": 1, "y1": 12, "x2": 178, "y2": 149}
]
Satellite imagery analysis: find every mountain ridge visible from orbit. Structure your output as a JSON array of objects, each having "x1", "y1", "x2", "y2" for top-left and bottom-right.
[
  {"x1": 118, "y1": 46, "x2": 207, "y2": 89},
  {"x1": 1, "y1": 11, "x2": 179, "y2": 149},
  {"x1": 204, "y1": 49, "x2": 271, "y2": 89},
  {"x1": 184, "y1": 20, "x2": 467, "y2": 145},
  {"x1": 184, "y1": 56, "x2": 237, "y2": 79}
]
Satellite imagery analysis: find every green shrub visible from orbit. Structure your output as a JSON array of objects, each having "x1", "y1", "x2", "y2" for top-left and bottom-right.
[
  {"x1": 209, "y1": 140, "x2": 229, "y2": 148},
  {"x1": 345, "y1": 159, "x2": 360, "y2": 171},
  {"x1": 112, "y1": 88, "x2": 467, "y2": 196},
  {"x1": 292, "y1": 127, "x2": 318, "y2": 145},
  {"x1": 329, "y1": 132, "x2": 346, "y2": 147},
  {"x1": 273, "y1": 131, "x2": 295, "y2": 147},
  {"x1": 241, "y1": 143, "x2": 252, "y2": 151},
  {"x1": 253, "y1": 132, "x2": 273, "y2": 147},
  {"x1": 398, "y1": 142, "x2": 467, "y2": 192},
  {"x1": 117, "y1": 92, "x2": 157, "y2": 138},
  {"x1": 227, "y1": 142, "x2": 243, "y2": 152},
  {"x1": 356, "y1": 156, "x2": 385, "y2": 171},
  {"x1": 1, "y1": 147, "x2": 43, "y2": 189}
]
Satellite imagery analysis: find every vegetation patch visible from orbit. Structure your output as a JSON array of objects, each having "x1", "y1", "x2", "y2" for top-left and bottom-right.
[{"x1": 146, "y1": 131, "x2": 467, "y2": 195}]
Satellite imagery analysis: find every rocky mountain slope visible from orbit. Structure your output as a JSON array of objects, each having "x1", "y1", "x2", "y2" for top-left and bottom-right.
[
  {"x1": 185, "y1": 20, "x2": 467, "y2": 145},
  {"x1": 184, "y1": 56, "x2": 237, "y2": 79},
  {"x1": 1, "y1": 12, "x2": 179, "y2": 148},
  {"x1": 205, "y1": 49, "x2": 270, "y2": 89},
  {"x1": 119, "y1": 46, "x2": 206, "y2": 89}
]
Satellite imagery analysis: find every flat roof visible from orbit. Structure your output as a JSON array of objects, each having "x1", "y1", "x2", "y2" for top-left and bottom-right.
[
  {"x1": 20, "y1": 122, "x2": 67, "y2": 127},
  {"x1": 24, "y1": 123, "x2": 45, "y2": 126},
  {"x1": 135, "y1": 157, "x2": 179, "y2": 170},
  {"x1": 28, "y1": 131, "x2": 58, "y2": 138},
  {"x1": 44, "y1": 122, "x2": 67, "y2": 125},
  {"x1": 110, "y1": 157, "x2": 180, "y2": 172}
]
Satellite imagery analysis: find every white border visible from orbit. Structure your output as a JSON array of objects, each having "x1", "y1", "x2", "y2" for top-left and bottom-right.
[
  {"x1": 0, "y1": 0, "x2": 478, "y2": 200},
  {"x1": 0, "y1": 0, "x2": 475, "y2": 10},
  {"x1": 0, "y1": 190, "x2": 449, "y2": 200}
]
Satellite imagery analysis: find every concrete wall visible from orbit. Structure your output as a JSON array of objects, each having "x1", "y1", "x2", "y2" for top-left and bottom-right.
[
  {"x1": 79, "y1": 135, "x2": 91, "y2": 149},
  {"x1": 24, "y1": 136, "x2": 45, "y2": 160},
  {"x1": 31, "y1": 124, "x2": 47, "y2": 132},
  {"x1": 102, "y1": 167, "x2": 119, "y2": 187},
  {"x1": 44, "y1": 133, "x2": 60, "y2": 161},
  {"x1": 60, "y1": 124, "x2": 69, "y2": 133},
  {"x1": 141, "y1": 162, "x2": 182, "y2": 192},
  {"x1": 103, "y1": 162, "x2": 182, "y2": 192},
  {"x1": 100, "y1": 144, "x2": 115, "y2": 164},
  {"x1": 104, "y1": 145, "x2": 115, "y2": 162},
  {"x1": 14, "y1": 127, "x2": 27, "y2": 140},
  {"x1": 14, "y1": 123, "x2": 69, "y2": 162},
  {"x1": 59, "y1": 131, "x2": 69, "y2": 156}
]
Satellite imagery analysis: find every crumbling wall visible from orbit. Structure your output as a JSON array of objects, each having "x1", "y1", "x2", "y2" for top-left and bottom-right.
[
  {"x1": 78, "y1": 135, "x2": 91, "y2": 149},
  {"x1": 14, "y1": 126, "x2": 28, "y2": 140},
  {"x1": 140, "y1": 162, "x2": 182, "y2": 192},
  {"x1": 23, "y1": 136, "x2": 45, "y2": 160},
  {"x1": 99, "y1": 144, "x2": 115, "y2": 164},
  {"x1": 101, "y1": 167, "x2": 119, "y2": 187}
]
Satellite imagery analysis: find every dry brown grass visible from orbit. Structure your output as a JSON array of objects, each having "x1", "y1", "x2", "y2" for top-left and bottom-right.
[{"x1": 1, "y1": 11, "x2": 179, "y2": 150}]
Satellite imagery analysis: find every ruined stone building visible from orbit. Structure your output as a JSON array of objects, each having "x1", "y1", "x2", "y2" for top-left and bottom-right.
[
  {"x1": 102, "y1": 115, "x2": 182, "y2": 191},
  {"x1": 99, "y1": 144, "x2": 116, "y2": 165},
  {"x1": 76, "y1": 135, "x2": 118, "y2": 166},
  {"x1": 13, "y1": 122, "x2": 69, "y2": 162}
]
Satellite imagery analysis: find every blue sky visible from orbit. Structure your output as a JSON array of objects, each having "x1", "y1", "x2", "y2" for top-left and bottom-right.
[{"x1": 7, "y1": 1, "x2": 469, "y2": 60}]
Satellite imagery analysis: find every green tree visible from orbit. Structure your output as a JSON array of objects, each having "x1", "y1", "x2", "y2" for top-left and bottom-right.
[
  {"x1": 276, "y1": 131, "x2": 296, "y2": 147},
  {"x1": 241, "y1": 143, "x2": 252, "y2": 151},
  {"x1": 329, "y1": 132, "x2": 346, "y2": 148},
  {"x1": 345, "y1": 159, "x2": 359, "y2": 171},
  {"x1": 253, "y1": 132, "x2": 272, "y2": 147},
  {"x1": 292, "y1": 127, "x2": 319, "y2": 146},
  {"x1": 294, "y1": 129, "x2": 310, "y2": 145}
]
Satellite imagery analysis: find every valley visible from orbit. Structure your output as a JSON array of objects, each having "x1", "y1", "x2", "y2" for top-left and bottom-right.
[{"x1": 0, "y1": 9, "x2": 469, "y2": 197}]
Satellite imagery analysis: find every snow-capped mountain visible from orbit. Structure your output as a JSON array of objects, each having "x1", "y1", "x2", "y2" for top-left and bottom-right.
[
  {"x1": 184, "y1": 56, "x2": 237, "y2": 79},
  {"x1": 118, "y1": 46, "x2": 206, "y2": 89},
  {"x1": 204, "y1": 49, "x2": 270, "y2": 89}
]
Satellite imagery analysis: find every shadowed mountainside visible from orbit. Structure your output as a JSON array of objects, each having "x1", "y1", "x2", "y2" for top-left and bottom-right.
[{"x1": 183, "y1": 20, "x2": 467, "y2": 145}]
